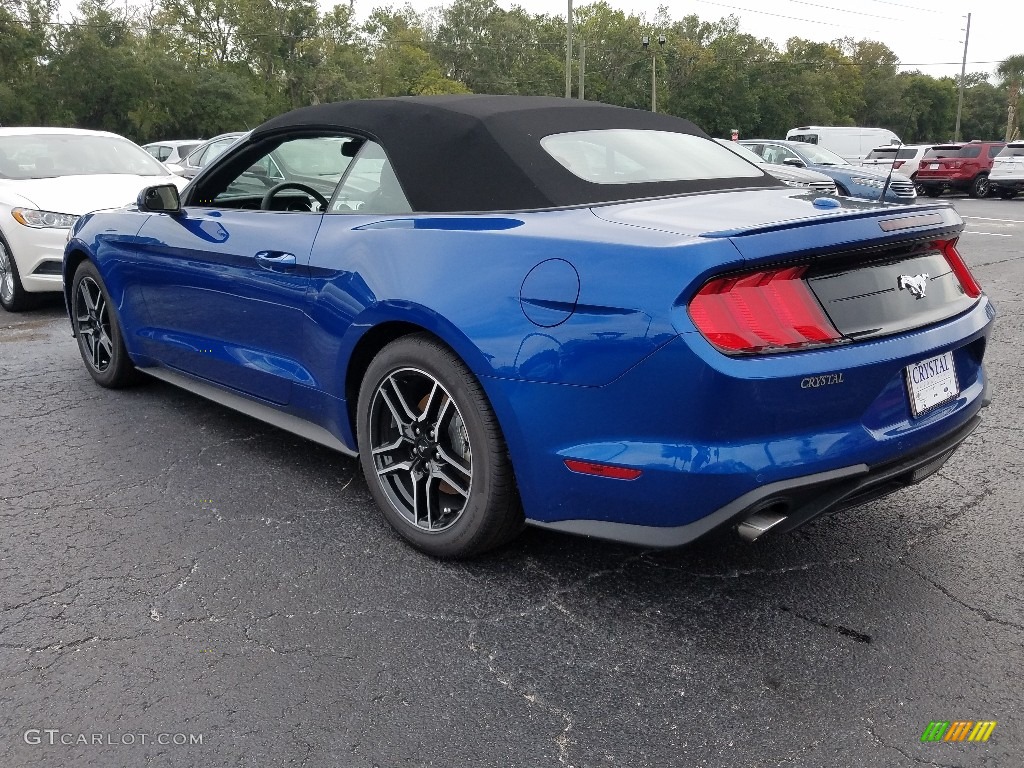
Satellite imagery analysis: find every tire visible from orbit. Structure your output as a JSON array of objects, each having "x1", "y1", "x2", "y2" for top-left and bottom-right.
[
  {"x1": 357, "y1": 333, "x2": 523, "y2": 558},
  {"x1": 71, "y1": 260, "x2": 141, "y2": 388},
  {"x1": 923, "y1": 187, "x2": 943, "y2": 198},
  {"x1": 0, "y1": 234, "x2": 36, "y2": 312},
  {"x1": 968, "y1": 174, "x2": 990, "y2": 199},
  {"x1": 998, "y1": 190, "x2": 1017, "y2": 200}
]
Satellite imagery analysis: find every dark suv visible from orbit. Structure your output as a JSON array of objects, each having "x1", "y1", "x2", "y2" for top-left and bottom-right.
[{"x1": 915, "y1": 141, "x2": 1005, "y2": 198}]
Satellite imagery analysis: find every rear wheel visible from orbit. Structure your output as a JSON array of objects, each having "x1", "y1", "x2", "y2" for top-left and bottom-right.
[
  {"x1": 71, "y1": 260, "x2": 141, "y2": 388},
  {"x1": 968, "y1": 174, "x2": 990, "y2": 199},
  {"x1": 357, "y1": 334, "x2": 523, "y2": 559},
  {"x1": 0, "y1": 235, "x2": 35, "y2": 312}
]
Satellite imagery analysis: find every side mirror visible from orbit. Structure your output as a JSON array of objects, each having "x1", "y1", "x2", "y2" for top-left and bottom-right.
[
  {"x1": 138, "y1": 184, "x2": 181, "y2": 213},
  {"x1": 783, "y1": 157, "x2": 806, "y2": 168}
]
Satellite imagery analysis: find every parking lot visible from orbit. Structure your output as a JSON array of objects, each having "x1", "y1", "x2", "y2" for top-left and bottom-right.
[{"x1": 1, "y1": 194, "x2": 1021, "y2": 767}]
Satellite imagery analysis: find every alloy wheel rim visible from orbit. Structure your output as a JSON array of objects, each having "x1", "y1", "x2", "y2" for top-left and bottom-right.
[
  {"x1": 0, "y1": 245, "x2": 13, "y2": 302},
  {"x1": 369, "y1": 367, "x2": 474, "y2": 533},
  {"x1": 75, "y1": 277, "x2": 114, "y2": 372}
]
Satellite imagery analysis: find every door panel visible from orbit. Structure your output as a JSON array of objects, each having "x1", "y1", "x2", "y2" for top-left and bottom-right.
[{"x1": 133, "y1": 208, "x2": 318, "y2": 404}]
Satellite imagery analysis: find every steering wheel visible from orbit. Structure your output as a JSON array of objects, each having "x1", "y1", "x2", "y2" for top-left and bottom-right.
[{"x1": 260, "y1": 182, "x2": 329, "y2": 211}]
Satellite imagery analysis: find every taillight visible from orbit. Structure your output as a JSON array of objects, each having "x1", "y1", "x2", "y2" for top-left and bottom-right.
[
  {"x1": 688, "y1": 266, "x2": 842, "y2": 354},
  {"x1": 936, "y1": 239, "x2": 982, "y2": 298}
]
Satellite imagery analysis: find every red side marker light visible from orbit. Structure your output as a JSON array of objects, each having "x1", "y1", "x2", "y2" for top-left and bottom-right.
[{"x1": 564, "y1": 459, "x2": 642, "y2": 481}]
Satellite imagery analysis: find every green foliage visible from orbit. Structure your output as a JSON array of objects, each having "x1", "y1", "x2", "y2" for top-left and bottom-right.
[{"x1": 0, "y1": 0, "x2": 1018, "y2": 147}]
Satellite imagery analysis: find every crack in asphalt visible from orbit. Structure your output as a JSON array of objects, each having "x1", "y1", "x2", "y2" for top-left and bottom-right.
[
  {"x1": 866, "y1": 725, "x2": 966, "y2": 768},
  {"x1": 907, "y1": 565, "x2": 1024, "y2": 633}
]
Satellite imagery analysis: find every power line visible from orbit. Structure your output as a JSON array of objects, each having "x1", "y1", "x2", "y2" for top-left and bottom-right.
[{"x1": 697, "y1": 0, "x2": 957, "y2": 42}]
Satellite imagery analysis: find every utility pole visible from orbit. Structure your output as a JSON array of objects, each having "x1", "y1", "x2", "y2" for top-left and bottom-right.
[
  {"x1": 954, "y1": 12, "x2": 971, "y2": 142},
  {"x1": 565, "y1": 0, "x2": 573, "y2": 99},
  {"x1": 579, "y1": 38, "x2": 585, "y2": 100}
]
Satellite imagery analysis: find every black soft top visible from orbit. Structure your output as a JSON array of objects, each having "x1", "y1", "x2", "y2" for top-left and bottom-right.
[{"x1": 251, "y1": 95, "x2": 773, "y2": 212}]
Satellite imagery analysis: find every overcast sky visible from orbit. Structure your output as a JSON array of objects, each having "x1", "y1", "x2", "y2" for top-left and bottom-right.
[{"x1": 355, "y1": 0, "x2": 1018, "y2": 81}]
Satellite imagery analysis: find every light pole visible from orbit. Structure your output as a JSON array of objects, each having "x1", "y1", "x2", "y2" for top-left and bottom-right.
[
  {"x1": 954, "y1": 12, "x2": 971, "y2": 141},
  {"x1": 642, "y1": 34, "x2": 666, "y2": 112},
  {"x1": 565, "y1": 0, "x2": 573, "y2": 99}
]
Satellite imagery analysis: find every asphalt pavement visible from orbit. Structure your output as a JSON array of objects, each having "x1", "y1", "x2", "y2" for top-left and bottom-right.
[{"x1": 1, "y1": 194, "x2": 1022, "y2": 767}]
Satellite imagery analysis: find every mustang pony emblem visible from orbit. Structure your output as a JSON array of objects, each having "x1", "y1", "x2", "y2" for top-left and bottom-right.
[{"x1": 898, "y1": 273, "x2": 930, "y2": 299}]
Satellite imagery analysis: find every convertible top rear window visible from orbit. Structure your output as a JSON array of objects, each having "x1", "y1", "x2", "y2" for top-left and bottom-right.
[{"x1": 541, "y1": 130, "x2": 762, "y2": 184}]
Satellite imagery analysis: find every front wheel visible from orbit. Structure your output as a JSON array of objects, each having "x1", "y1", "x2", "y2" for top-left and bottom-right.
[
  {"x1": 968, "y1": 174, "x2": 990, "y2": 199},
  {"x1": 71, "y1": 261, "x2": 141, "y2": 388},
  {"x1": 0, "y1": 235, "x2": 35, "y2": 312},
  {"x1": 357, "y1": 334, "x2": 523, "y2": 558}
]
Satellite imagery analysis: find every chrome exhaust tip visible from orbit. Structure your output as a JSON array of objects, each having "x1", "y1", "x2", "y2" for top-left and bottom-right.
[{"x1": 737, "y1": 507, "x2": 789, "y2": 542}]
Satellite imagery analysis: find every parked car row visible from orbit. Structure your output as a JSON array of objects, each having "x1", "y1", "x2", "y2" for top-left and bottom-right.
[
  {"x1": 738, "y1": 139, "x2": 917, "y2": 203},
  {"x1": 858, "y1": 140, "x2": 1024, "y2": 200}
]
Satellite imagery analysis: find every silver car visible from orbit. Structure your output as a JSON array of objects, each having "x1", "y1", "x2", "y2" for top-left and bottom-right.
[
  {"x1": 715, "y1": 138, "x2": 837, "y2": 194},
  {"x1": 172, "y1": 131, "x2": 247, "y2": 179},
  {"x1": 142, "y1": 139, "x2": 203, "y2": 166}
]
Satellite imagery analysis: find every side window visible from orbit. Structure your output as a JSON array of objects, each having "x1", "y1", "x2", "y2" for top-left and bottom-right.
[
  {"x1": 196, "y1": 135, "x2": 354, "y2": 211},
  {"x1": 330, "y1": 141, "x2": 412, "y2": 214},
  {"x1": 201, "y1": 139, "x2": 234, "y2": 168},
  {"x1": 743, "y1": 144, "x2": 765, "y2": 160}
]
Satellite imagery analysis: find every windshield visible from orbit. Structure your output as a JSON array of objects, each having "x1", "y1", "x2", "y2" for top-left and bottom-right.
[
  {"x1": 924, "y1": 145, "x2": 963, "y2": 159},
  {"x1": 0, "y1": 133, "x2": 168, "y2": 180},
  {"x1": 792, "y1": 143, "x2": 850, "y2": 166},
  {"x1": 995, "y1": 144, "x2": 1024, "y2": 158},
  {"x1": 541, "y1": 130, "x2": 763, "y2": 184}
]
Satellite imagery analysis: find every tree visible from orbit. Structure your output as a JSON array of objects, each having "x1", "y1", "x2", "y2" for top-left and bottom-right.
[{"x1": 997, "y1": 54, "x2": 1024, "y2": 142}]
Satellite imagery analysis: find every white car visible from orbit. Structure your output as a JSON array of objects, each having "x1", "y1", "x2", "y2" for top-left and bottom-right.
[
  {"x1": 0, "y1": 127, "x2": 187, "y2": 311},
  {"x1": 989, "y1": 142, "x2": 1024, "y2": 199},
  {"x1": 860, "y1": 144, "x2": 933, "y2": 188}
]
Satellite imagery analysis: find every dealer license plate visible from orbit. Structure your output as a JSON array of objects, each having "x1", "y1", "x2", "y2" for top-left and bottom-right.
[
  {"x1": 929, "y1": 163, "x2": 939, "y2": 169},
  {"x1": 905, "y1": 351, "x2": 958, "y2": 417}
]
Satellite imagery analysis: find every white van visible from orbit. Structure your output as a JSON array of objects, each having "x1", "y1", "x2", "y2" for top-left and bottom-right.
[{"x1": 786, "y1": 126, "x2": 901, "y2": 163}]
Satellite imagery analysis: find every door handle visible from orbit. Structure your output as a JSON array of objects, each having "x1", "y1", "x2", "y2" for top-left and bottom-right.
[{"x1": 255, "y1": 251, "x2": 297, "y2": 271}]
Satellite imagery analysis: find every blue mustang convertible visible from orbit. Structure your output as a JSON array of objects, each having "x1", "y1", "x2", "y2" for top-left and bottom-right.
[{"x1": 64, "y1": 96, "x2": 994, "y2": 558}]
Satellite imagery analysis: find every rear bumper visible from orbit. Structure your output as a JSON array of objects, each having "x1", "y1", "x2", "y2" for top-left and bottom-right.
[
  {"x1": 916, "y1": 174, "x2": 973, "y2": 192},
  {"x1": 533, "y1": 411, "x2": 984, "y2": 547},
  {"x1": 990, "y1": 177, "x2": 1024, "y2": 191},
  {"x1": 490, "y1": 297, "x2": 995, "y2": 546}
]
